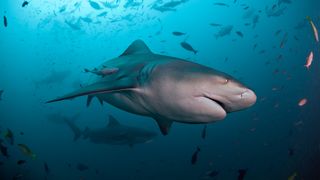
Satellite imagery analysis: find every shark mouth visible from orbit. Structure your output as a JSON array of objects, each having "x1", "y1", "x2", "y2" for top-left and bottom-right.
[{"x1": 203, "y1": 95, "x2": 228, "y2": 113}]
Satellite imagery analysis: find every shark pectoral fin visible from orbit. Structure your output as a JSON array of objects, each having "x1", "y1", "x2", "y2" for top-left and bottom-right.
[
  {"x1": 46, "y1": 79, "x2": 137, "y2": 103},
  {"x1": 153, "y1": 117, "x2": 173, "y2": 136}
]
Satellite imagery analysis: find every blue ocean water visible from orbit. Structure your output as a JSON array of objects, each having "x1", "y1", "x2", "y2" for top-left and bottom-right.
[{"x1": 1, "y1": 0, "x2": 320, "y2": 179}]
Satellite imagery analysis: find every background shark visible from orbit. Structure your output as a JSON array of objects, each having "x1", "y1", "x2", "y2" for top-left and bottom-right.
[
  {"x1": 65, "y1": 115, "x2": 157, "y2": 147},
  {"x1": 48, "y1": 40, "x2": 256, "y2": 135}
]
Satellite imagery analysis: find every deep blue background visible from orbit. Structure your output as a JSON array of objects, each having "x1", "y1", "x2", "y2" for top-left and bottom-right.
[{"x1": 1, "y1": 0, "x2": 320, "y2": 179}]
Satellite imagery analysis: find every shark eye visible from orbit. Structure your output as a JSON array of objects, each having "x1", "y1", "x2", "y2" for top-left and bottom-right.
[{"x1": 224, "y1": 79, "x2": 229, "y2": 84}]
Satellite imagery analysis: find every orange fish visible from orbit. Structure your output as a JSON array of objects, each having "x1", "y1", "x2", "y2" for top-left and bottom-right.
[
  {"x1": 307, "y1": 16, "x2": 319, "y2": 42},
  {"x1": 304, "y1": 51, "x2": 313, "y2": 69},
  {"x1": 298, "y1": 98, "x2": 307, "y2": 106}
]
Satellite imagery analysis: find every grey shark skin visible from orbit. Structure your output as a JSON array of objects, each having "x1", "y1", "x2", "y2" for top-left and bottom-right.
[
  {"x1": 47, "y1": 40, "x2": 257, "y2": 135},
  {"x1": 66, "y1": 115, "x2": 157, "y2": 146}
]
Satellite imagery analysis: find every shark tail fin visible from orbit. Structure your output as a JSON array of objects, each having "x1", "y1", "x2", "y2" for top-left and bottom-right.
[{"x1": 64, "y1": 118, "x2": 82, "y2": 141}]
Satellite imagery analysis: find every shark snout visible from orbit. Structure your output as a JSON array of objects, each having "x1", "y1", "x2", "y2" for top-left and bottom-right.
[{"x1": 240, "y1": 89, "x2": 257, "y2": 107}]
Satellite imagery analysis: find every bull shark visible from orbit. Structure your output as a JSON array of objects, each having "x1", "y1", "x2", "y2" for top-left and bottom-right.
[
  {"x1": 65, "y1": 115, "x2": 157, "y2": 146},
  {"x1": 47, "y1": 40, "x2": 257, "y2": 135}
]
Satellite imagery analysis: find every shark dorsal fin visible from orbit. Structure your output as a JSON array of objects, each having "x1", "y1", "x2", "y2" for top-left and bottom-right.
[
  {"x1": 120, "y1": 40, "x2": 152, "y2": 56},
  {"x1": 107, "y1": 115, "x2": 120, "y2": 127}
]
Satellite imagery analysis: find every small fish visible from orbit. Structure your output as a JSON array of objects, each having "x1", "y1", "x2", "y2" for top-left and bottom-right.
[
  {"x1": 180, "y1": 42, "x2": 198, "y2": 54},
  {"x1": 209, "y1": 23, "x2": 222, "y2": 27},
  {"x1": 77, "y1": 163, "x2": 89, "y2": 171},
  {"x1": 306, "y1": 16, "x2": 319, "y2": 42},
  {"x1": 275, "y1": 29, "x2": 282, "y2": 36},
  {"x1": 84, "y1": 67, "x2": 119, "y2": 77},
  {"x1": 298, "y1": 98, "x2": 307, "y2": 106},
  {"x1": 44, "y1": 161, "x2": 50, "y2": 175},
  {"x1": 12, "y1": 174, "x2": 23, "y2": 180},
  {"x1": 4, "y1": 129, "x2": 14, "y2": 145},
  {"x1": 201, "y1": 125, "x2": 207, "y2": 139},
  {"x1": 214, "y1": 3, "x2": 230, "y2": 7},
  {"x1": 288, "y1": 148, "x2": 294, "y2": 156},
  {"x1": 0, "y1": 143, "x2": 9, "y2": 158},
  {"x1": 17, "y1": 160, "x2": 26, "y2": 165},
  {"x1": 18, "y1": 144, "x2": 36, "y2": 159},
  {"x1": 304, "y1": 51, "x2": 313, "y2": 69},
  {"x1": 0, "y1": 90, "x2": 3, "y2": 100},
  {"x1": 172, "y1": 31, "x2": 186, "y2": 36},
  {"x1": 206, "y1": 170, "x2": 219, "y2": 178},
  {"x1": 288, "y1": 172, "x2": 297, "y2": 180},
  {"x1": 22, "y1": 1, "x2": 29, "y2": 7},
  {"x1": 238, "y1": 169, "x2": 248, "y2": 180},
  {"x1": 3, "y1": 16, "x2": 7, "y2": 27},
  {"x1": 191, "y1": 146, "x2": 201, "y2": 165},
  {"x1": 280, "y1": 33, "x2": 288, "y2": 48},
  {"x1": 88, "y1": 0, "x2": 102, "y2": 10},
  {"x1": 236, "y1": 31, "x2": 244, "y2": 38},
  {"x1": 97, "y1": 11, "x2": 108, "y2": 17}
]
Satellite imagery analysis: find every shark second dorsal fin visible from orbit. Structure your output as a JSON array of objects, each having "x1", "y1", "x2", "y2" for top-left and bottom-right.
[
  {"x1": 120, "y1": 40, "x2": 152, "y2": 57},
  {"x1": 108, "y1": 115, "x2": 120, "y2": 127}
]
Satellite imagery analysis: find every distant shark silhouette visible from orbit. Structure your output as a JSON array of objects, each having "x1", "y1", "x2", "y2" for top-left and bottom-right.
[
  {"x1": 47, "y1": 40, "x2": 256, "y2": 135},
  {"x1": 65, "y1": 115, "x2": 157, "y2": 147}
]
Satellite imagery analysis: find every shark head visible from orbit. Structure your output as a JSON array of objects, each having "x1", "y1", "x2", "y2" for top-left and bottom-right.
[{"x1": 200, "y1": 70, "x2": 257, "y2": 116}]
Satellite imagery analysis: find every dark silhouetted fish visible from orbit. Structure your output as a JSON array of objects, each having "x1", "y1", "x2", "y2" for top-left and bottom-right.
[
  {"x1": 152, "y1": 0, "x2": 189, "y2": 12},
  {"x1": 214, "y1": 3, "x2": 229, "y2": 7},
  {"x1": 0, "y1": 143, "x2": 9, "y2": 158},
  {"x1": 206, "y1": 170, "x2": 219, "y2": 178},
  {"x1": 274, "y1": 29, "x2": 282, "y2": 36},
  {"x1": 64, "y1": 19, "x2": 81, "y2": 30},
  {"x1": 0, "y1": 90, "x2": 3, "y2": 100},
  {"x1": 288, "y1": 148, "x2": 294, "y2": 156},
  {"x1": 18, "y1": 144, "x2": 36, "y2": 159},
  {"x1": 124, "y1": 0, "x2": 143, "y2": 8},
  {"x1": 191, "y1": 146, "x2": 201, "y2": 165},
  {"x1": 215, "y1": 25, "x2": 233, "y2": 38},
  {"x1": 236, "y1": 31, "x2": 244, "y2": 38},
  {"x1": 172, "y1": 31, "x2": 186, "y2": 36},
  {"x1": 201, "y1": 125, "x2": 207, "y2": 139},
  {"x1": 88, "y1": 0, "x2": 102, "y2": 10},
  {"x1": 238, "y1": 169, "x2": 248, "y2": 180},
  {"x1": 252, "y1": 14, "x2": 259, "y2": 29},
  {"x1": 22, "y1": 1, "x2": 29, "y2": 7},
  {"x1": 102, "y1": 0, "x2": 120, "y2": 9},
  {"x1": 278, "y1": 0, "x2": 291, "y2": 5},
  {"x1": 209, "y1": 23, "x2": 222, "y2": 27},
  {"x1": 12, "y1": 174, "x2": 23, "y2": 180},
  {"x1": 77, "y1": 163, "x2": 89, "y2": 171},
  {"x1": 3, "y1": 16, "x2": 7, "y2": 27},
  {"x1": 17, "y1": 160, "x2": 26, "y2": 165},
  {"x1": 4, "y1": 129, "x2": 14, "y2": 145},
  {"x1": 44, "y1": 161, "x2": 50, "y2": 175},
  {"x1": 35, "y1": 69, "x2": 72, "y2": 87},
  {"x1": 180, "y1": 41, "x2": 198, "y2": 54},
  {"x1": 265, "y1": 5, "x2": 286, "y2": 17},
  {"x1": 97, "y1": 11, "x2": 108, "y2": 17}
]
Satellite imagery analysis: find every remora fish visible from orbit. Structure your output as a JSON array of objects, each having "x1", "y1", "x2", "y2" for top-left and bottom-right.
[{"x1": 47, "y1": 40, "x2": 257, "y2": 135}]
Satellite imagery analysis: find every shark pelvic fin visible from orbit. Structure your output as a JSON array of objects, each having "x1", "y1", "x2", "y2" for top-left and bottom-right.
[
  {"x1": 120, "y1": 39, "x2": 152, "y2": 57},
  {"x1": 154, "y1": 116, "x2": 173, "y2": 136}
]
